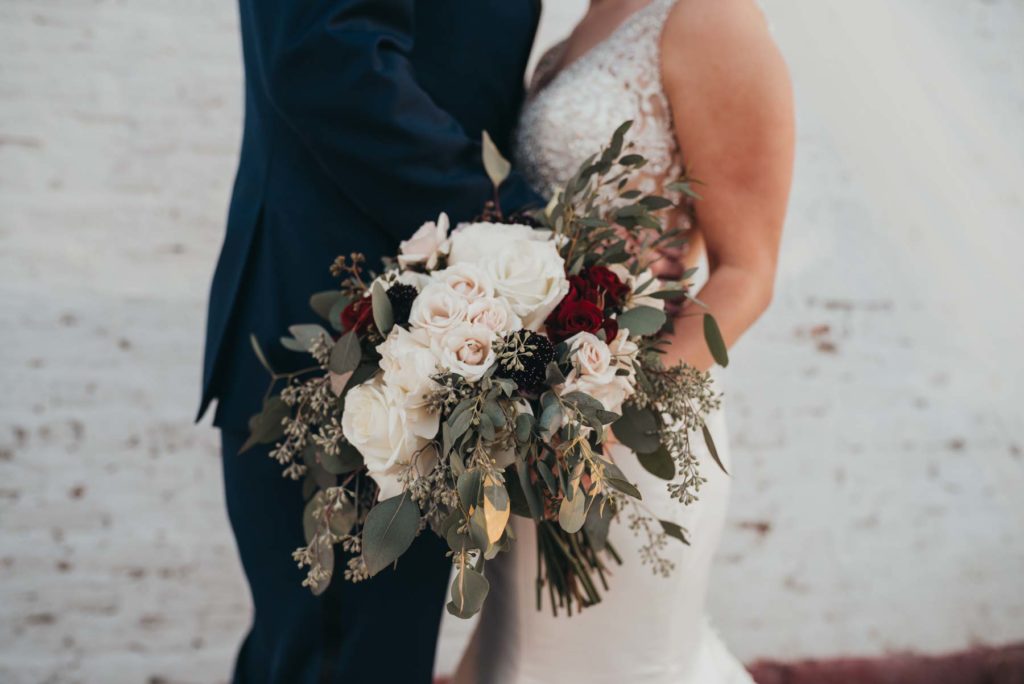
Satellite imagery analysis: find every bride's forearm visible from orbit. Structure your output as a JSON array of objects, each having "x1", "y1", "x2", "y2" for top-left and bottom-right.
[{"x1": 661, "y1": 264, "x2": 774, "y2": 372}]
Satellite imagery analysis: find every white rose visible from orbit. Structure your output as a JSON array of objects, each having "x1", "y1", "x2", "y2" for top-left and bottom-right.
[
  {"x1": 561, "y1": 330, "x2": 637, "y2": 414},
  {"x1": 447, "y1": 222, "x2": 539, "y2": 265},
  {"x1": 609, "y1": 264, "x2": 666, "y2": 312},
  {"x1": 437, "y1": 323, "x2": 497, "y2": 382},
  {"x1": 408, "y1": 281, "x2": 469, "y2": 336},
  {"x1": 483, "y1": 239, "x2": 569, "y2": 330},
  {"x1": 341, "y1": 377, "x2": 428, "y2": 500},
  {"x1": 433, "y1": 262, "x2": 495, "y2": 299},
  {"x1": 376, "y1": 327, "x2": 441, "y2": 439},
  {"x1": 467, "y1": 296, "x2": 522, "y2": 333},
  {"x1": 398, "y1": 212, "x2": 449, "y2": 269}
]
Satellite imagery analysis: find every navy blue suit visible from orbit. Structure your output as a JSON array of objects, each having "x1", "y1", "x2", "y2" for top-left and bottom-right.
[{"x1": 200, "y1": 0, "x2": 542, "y2": 680}]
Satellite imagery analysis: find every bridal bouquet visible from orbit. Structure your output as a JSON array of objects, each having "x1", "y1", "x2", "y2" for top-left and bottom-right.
[{"x1": 246, "y1": 123, "x2": 729, "y2": 617}]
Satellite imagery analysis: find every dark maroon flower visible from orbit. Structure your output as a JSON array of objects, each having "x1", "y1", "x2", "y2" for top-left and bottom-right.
[
  {"x1": 545, "y1": 298, "x2": 606, "y2": 343},
  {"x1": 584, "y1": 265, "x2": 630, "y2": 310},
  {"x1": 340, "y1": 296, "x2": 373, "y2": 333}
]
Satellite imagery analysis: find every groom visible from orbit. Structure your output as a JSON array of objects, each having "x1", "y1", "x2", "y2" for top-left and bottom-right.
[{"x1": 198, "y1": 0, "x2": 543, "y2": 681}]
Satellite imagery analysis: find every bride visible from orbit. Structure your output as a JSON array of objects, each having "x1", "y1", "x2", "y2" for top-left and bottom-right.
[{"x1": 456, "y1": 0, "x2": 793, "y2": 681}]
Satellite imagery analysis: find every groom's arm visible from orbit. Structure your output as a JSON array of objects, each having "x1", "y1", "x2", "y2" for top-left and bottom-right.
[{"x1": 248, "y1": 0, "x2": 541, "y2": 240}]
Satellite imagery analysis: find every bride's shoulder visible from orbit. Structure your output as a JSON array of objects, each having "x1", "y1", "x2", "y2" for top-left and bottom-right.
[
  {"x1": 660, "y1": 0, "x2": 782, "y2": 91},
  {"x1": 661, "y1": 0, "x2": 769, "y2": 46}
]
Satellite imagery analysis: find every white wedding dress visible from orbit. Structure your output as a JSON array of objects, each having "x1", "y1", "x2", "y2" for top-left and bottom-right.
[{"x1": 456, "y1": 1, "x2": 753, "y2": 682}]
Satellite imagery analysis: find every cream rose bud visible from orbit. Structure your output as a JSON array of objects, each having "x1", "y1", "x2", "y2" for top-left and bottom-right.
[
  {"x1": 484, "y1": 239, "x2": 569, "y2": 330},
  {"x1": 398, "y1": 212, "x2": 449, "y2": 269},
  {"x1": 609, "y1": 264, "x2": 666, "y2": 312},
  {"x1": 467, "y1": 296, "x2": 522, "y2": 333},
  {"x1": 433, "y1": 262, "x2": 495, "y2": 299},
  {"x1": 341, "y1": 378, "x2": 428, "y2": 499},
  {"x1": 408, "y1": 281, "x2": 469, "y2": 336},
  {"x1": 376, "y1": 327, "x2": 441, "y2": 439},
  {"x1": 438, "y1": 323, "x2": 497, "y2": 382},
  {"x1": 446, "y1": 222, "x2": 539, "y2": 265},
  {"x1": 561, "y1": 330, "x2": 637, "y2": 414}
]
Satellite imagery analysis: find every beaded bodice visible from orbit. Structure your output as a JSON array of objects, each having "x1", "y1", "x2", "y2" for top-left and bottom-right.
[{"x1": 515, "y1": 0, "x2": 683, "y2": 203}]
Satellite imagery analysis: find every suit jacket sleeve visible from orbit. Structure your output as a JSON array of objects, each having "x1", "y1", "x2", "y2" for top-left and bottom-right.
[{"x1": 248, "y1": 0, "x2": 542, "y2": 240}]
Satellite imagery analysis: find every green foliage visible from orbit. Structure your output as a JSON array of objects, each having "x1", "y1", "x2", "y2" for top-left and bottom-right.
[
  {"x1": 447, "y1": 567, "x2": 490, "y2": 619},
  {"x1": 617, "y1": 306, "x2": 668, "y2": 336},
  {"x1": 611, "y1": 403, "x2": 661, "y2": 455},
  {"x1": 371, "y1": 282, "x2": 394, "y2": 335},
  {"x1": 361, "y1": 495, "x2": 421, "y2": 577},
  {"x1": 328, "y1": 331, "x2": 362, "y2": 374},
  {"x1": 638, "y1": 445, "x2": 675, "y2": 480},
  {"x1": 703, "y1": 313, "x2": 729, "y2": 367}
]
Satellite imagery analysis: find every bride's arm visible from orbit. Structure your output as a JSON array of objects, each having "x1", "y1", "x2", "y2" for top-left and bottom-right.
[{"x1": 656, "y1": 0, "x2": 795, "y2": 371}]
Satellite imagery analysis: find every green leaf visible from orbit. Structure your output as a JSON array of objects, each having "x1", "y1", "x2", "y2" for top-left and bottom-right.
[
  {"x1": 638, "y1": 445, "x2": 675, "y2": 480},
  {"x1": 616, "y1": 306, "x2": 667, "y2": 336},
  {"x1": 482, "y1": 130, "x2": 511, "y2": 189},
  {"x1": 619, "y1": 153, "x2": 645, "y2": 166},
  {"x1": 458, "y1": 469, "x2": 483, "y2": 512},
  {"x1": 702, "y1": 422, "x2": 729, "y2": 475},
  {"x1": 329, "y1": 500, "x2": 357, "y2": 537},
  {"x1": 536, "y1": 460, "x2": 557, "y2": 496},
  {"x1": 302, "y1": 495, "x2": 320, "y2": 545},
  {"x1": 558, "y1": 488, "x2": 586, "y2": 533},
  {"x1": 287, "y1": 324, "x2": 330, "y2": 352},
  {"x1": 603, "y1": 461, "x2": 642, "y2": 500},
  {"x1": 240, "y1": 396, "x2": 289, "y2": 454},
  {"x1": 512, "y1": 459, "x2": 543, "y2": 520},
  {"x1": 640, "y1": 195, "x2": 674, "y2": 210},
  {"x1": 514, "y1": 413, "x2": 534, "y2": 443},
  {"x1": 371, "y1": 282, "x2": 394, "y2": 335},
  {"x1": 329, "y1": 331, "x2": 362, "y2": 374},
  {"x1": 703, "y1": 314, "x2": 729, "y2": 367},
  {"x1": 611, "y1": 403, "x2": 661, "y2": 455},
  {"x1": 659, "y1": 519, "x2": 690, "y2": 545},
  {"x1": 361, "y1": 495, "x2": 421, "y2": 576},
  {"x1": 584, "y1": 497, "x2": 614, "y2": 551},
  {"x1": 545, "y1": 361, "x2": 566, "y2": 386},
  {"x1": 447, "y1": 567, "x2": 490, "y2": 619},
  {"x1": 538, "y1": 401, "x2": 563, "y2": 440},
  {"x1": 320, "y1": 441, "x2": 363, "y2": 475},
  {"x1": 249, "y1": 334, "x2": 274, "y2": 375},
  {"x1": 310, "y1": 290, "x2": 344, "y2": 321}
]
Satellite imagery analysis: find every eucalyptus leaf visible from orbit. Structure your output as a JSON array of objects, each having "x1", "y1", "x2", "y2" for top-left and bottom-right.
[
  {"x1": 611, "y1": 403, "x2": 661, "y2": 455},
  {"x1": 558, "y1": 488, "x2": 586, "y2": 533},
  {"x1": 361, "y1": 495, "x2": 421, "y2": 577},
  {"x1": 320, "y1": 441, "x2": 363, "y2": 475},
  {"x1": 371, "y1": 282, "x2": 394, "y2": 335},
  {"x1": 288, "y1": 324, "x2": 330, "y2": 352},
  {"x1": 584, "y1": 497, "x2": 614, "y2": 552},
  {"x1": 240, "y1": 396, "x2": 289, "y2": 454},
  {"x1": 310, "y1": 290, "x2": 344, "y2": 321},
  {"x1": 482, "y1": 478, "x2": 510, "y2": 543},
  {"x1": 617, "y1": 306, "x2": 667, "y2": 336},
  {"x1": 703, "y1": 314, "x2": 729, "y2": 367},
  {"x1": 638, "y1": 445, "x2": 675, "y2": 480},
  {"x1": 482, "y1": 130, "x2": 511, "y2": 189},
  {"x1": 249, "y1": 334, "x2": 274, "y2": 374},
  {"x1": 458, "y1": 469, "x2": 483, "y2": 512},
  {"x1": 659, "y1": 519, "x2": 690, "y2": 545},
  {"x1": 447, "y1": 567, "x2": 490, "y2": 619},
  {"x1": 702, "y1": 422, "x2": 729, "y2": 475},
  {"x1": 329, "y1": 331, "x2": 362, "y2": 374}
]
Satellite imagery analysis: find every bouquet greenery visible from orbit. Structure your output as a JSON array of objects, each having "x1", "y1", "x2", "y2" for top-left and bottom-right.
[{"x1": 246, "y1": 122, "x2": 729, "y2": 618}]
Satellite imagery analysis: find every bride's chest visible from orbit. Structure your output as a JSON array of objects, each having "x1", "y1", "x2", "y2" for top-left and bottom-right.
[{"x1": 515, "y1": 34, "x2": 682, "y2": 194}]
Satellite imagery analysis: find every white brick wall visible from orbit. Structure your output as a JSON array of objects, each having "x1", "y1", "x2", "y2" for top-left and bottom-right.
[{"x1": 1, "y1": 1, "x2": 1022, "y2": 682}]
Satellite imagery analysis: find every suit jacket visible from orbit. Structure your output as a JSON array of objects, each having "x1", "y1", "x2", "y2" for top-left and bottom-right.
[{"x1": 200, "y1": 0, "x2": 543, "y2": 429}]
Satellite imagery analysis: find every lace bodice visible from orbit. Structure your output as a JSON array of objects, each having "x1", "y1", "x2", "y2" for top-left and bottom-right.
[{"x1": 515, "y1": 0, "x2": 684, "y2": 204}]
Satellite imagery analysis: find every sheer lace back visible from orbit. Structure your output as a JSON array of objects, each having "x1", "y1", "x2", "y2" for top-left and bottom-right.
[{"x1": 516, "y1": 0, "x2": 684, "y2": 204}]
